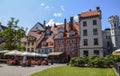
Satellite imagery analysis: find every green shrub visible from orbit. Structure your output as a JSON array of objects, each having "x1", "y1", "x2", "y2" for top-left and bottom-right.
[{"x1": 69, "y1": 55, "x2": 119, "y2": 68}]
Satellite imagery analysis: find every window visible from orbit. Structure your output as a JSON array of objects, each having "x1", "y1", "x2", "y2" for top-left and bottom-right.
[
  {"x1": 61, "y1": 48, "x2": 64, "y2": 52},
  {"x1": 94, "y1": 38, "x2": 98, "y2": 45},
  {"x1": 71, "y1": 46, "x2": 76, "y2": 51},
  {"x1": 116, "y1": 38, "x2": 118, "y2": 41},
  {"x1": 93, "y1": 28, "x2": 98, "y2": 35},
  {"x1": 83, "y1": 39, "x2": 88, "y2": 46},
  {"x1": 27, "y1": 48, "x2": 30, "y2": 52},
  {"x1": 106, "y1": 36, "x2": 111, "y2": 39},
  {"x1": 108, "y1": 49, "x2": 111, "y2": 53},
  {"x1": 66, "y1": 40, "x2": 70, "y2": 44},
  {"x1": 107, "y1": 41, "x2": 110, "y2": 47},
  {"x1": 28, "y1": 42, "x2": 30, "y2": 46},
  {"x1": 61, "y1": 40, "x2": 64, "y2": 44},
  {"x1": 93, "y1": 20, "x2": 97, "y2": 25},
  {"x1": 36, "y1": 27, "x2": 38, "y2": 29},
  {"x1": 114, "y1": 23, "x2": 116, "y2": 27},
  {"x1": 49, "y1": 49, "x2": 52, "y2": 52},
  {"x1": 42, "y1": 50, "x2": 44, "y2": 53},
  {"x1": 31, "y1": 48, "x2": 34, "y2": 52},
  {"x1": 57, "y1": 40, "x2": 60, "y2": 44},
  {"x1": 83, "y1": 50, "x2": 88, "y2": 57},
  {"x1": 55, "y1": 40, "x2": 60, "y2": 44},
  {"x1": 24, "y1": 42, "x2": 26, "y2": 46},
  {"x1": 94, "y1": 50, "x2": 99, "y2": 55},
  {"x1": 83, "y1": 21, "x2": 87, "y2": 26},
  {"x1": 32, "y1": 42, "x2": 34, "y2": 46},
  {"x1": 83, "y1": 30, "x2": 87, "y2": 36},
  {"x1": 70, "y1": 31, "x2": 75, "y2": 36}
]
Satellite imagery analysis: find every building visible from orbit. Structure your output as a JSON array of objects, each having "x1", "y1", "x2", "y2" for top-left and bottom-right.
[
  {"x1": 102, "y1": 28, "x2": 112, "y2": 56},
  {"x1": 0, "y1": 23, "x2": 6, "y2": 51},
  {"x1": 78, "y1": 7, "x2": 103, "y2": 57},
  {"x1": 21, "y1": 22, "x2": 45, "y2": 52},
  {"x1": 52, "y1": 17, "x2": 79, "y2": 62},
  {"x1": 108, "y1": 15, "x2": 120, "y2": 50},
  {"x1": 36, "y1": 25, "x2": 54, "y2": 54}
]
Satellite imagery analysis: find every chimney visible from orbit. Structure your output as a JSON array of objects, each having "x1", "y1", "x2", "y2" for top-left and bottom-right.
[
  {"x1": 54, "y1": 23, "x2": 57, "y2": 28},
  {"x1": 64, "y1": 19, "x2": 67, "y2": 32},
  {"x1": 43, "y1": 20, "x2": 46, "y2": 27},
  {"x1": 96, "y1": 7, "x2": 100, "y2": 10},
  {"x1": 89, "y1": 9, "x2": 92, "y2": 11},
  {"x1": 70, "y1": 17, "x2": 74, "y2": 30}
]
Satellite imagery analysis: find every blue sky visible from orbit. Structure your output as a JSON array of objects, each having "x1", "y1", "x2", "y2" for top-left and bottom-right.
[{"x1": 0, "y1": 0, "x2": 120, "y2": 31}]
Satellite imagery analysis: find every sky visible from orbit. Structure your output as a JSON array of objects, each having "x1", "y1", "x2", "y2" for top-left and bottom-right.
[{"x1": 0, "y1": 0, "x2": 120, "y2": 31}]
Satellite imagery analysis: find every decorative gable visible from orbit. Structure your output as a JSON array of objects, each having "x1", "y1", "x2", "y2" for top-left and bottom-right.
[{"x1": 30, "y1": 22, "x2": 45, "y2": 32}]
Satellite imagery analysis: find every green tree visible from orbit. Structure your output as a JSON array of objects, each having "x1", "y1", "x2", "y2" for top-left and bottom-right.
[{"x1": 0, "y1": 18, "x2": 26, "y2": 50}]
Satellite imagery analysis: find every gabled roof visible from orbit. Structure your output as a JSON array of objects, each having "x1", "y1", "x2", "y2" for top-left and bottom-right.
[
  {"x1": 79, "y1": 8, "x2": 101, "y2": 18},
  {"x1": 52, "y1": 22, "x2": 79, "y2": 39},
  {"x1": 28, "y1": 31, "x2": 43, "y2": 41},
  {"x1": 0, "y1": 25, "x2": 6, "y2": 30},
  {"x1": 29, "y1": 22, "x2": 45, "y2": 32},
  {"x1": 38, "y1": 38, "x2": 54, "y2": 48}
]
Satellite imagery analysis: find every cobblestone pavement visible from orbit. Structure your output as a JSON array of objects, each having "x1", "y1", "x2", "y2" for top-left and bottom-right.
[{"x1": 0, "y1": 64, "x2": 65, "y2": 76}]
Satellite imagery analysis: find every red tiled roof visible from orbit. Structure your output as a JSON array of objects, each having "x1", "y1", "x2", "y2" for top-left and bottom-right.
[
  {"x1": 52, "y1": 21, "x2": 79, "y2": 39},
  {"x1": 28, "y1": 31, "x2": 42, "y2": 41},
  {"x1": 80, "y1": 10, "x2": 100, "y2": 18},
  {"x1": 38, "y1": 38, "x2": 54, "y2": 48}
]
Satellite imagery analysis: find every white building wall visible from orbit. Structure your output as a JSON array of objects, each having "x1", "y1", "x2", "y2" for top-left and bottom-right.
[
  {"x1": 102, "y1": 29, "x2": 112, "y2": 56},
  {"x1": 109, "y1": 15, "x2": 120, "y2": 50},
  {"x1": 79, "y1": 17, "x2": 103, "y2": 57}
]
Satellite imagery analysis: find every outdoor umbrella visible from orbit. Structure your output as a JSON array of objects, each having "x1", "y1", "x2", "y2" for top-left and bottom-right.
[
  {"x1": 0, "y1": 50, "x2": 9, "y2": 53},
  {"x1": 21, "y1": 52, "x2": 32, "y2": 56},
  {"x1": 4, "y1": 50, "x2": 22, "y2": 56},
  {"x1": 30, "y1": 52, "x2": 39, "y2": 57},
  {"x1": 112, "y1": 49, "x2": 120, "y2": 55}
]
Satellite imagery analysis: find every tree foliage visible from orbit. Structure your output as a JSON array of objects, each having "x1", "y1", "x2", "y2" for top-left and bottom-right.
[{"x1": 0, "y1": 18, "x2": 26, "y2": 50}]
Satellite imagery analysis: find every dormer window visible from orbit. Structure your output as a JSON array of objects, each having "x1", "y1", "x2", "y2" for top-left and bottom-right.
[
  {"x1": 46, "y1": 30, "x2": 50, "y2": 35},
  {"x1": 42, "y1": 42, "x2": 46, "y2": 46},
  {"x1": 36, "y1": 27, "x2": 38, "y2": 29},
  {"x1": 37, "y1": 30, "x2": 41, "y2": 34},
  {"x1": 58, "y1": 28, "x2": 64, "y2": 33},
  {"x1": 42, "y1": 42, "x2": 48, "y2": 46},
  {"x1": 27, "y1": 36, "x2": 35, "y2": 41},
  {"x1": 49, "y1": 42, "x2": 53, "y2": 45},
  {"x1": 70, "y1": 31, "x2": 75, "y2": 36},
  {"x1": 58, "y1": 33, "x2": 63, "y2": 38}
]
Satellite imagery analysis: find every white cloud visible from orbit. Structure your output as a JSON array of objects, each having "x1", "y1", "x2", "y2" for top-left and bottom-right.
[
  {"x1": 46, "y1": 19, "x2": 63, "y2": 27},
  {"x1": 60, "y1": 5, "x2": 65, "y2": 11},
  {"x1": 40, "y1": 3, "x2": 53, "y2": 9},
  {"x1": 74, "y1": 15, "x2": 78, "y2": 21},
  {"x1": 40, "y1": 3, "x2": 45, "y2": 7},
  {"x1": 56, "y1": 22, "x2": 63, "y2": 25},
  {"x1": 53, "y1": 13, "x2": 62, "y2": 17},
  {"x1": 46, "y1": 19, "x2": 55, "y2": 26}
]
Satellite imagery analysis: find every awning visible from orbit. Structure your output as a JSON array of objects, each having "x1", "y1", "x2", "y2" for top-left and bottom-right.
[{"x1": 48, "y1": 52, "x2": 64, "y2": 56}]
